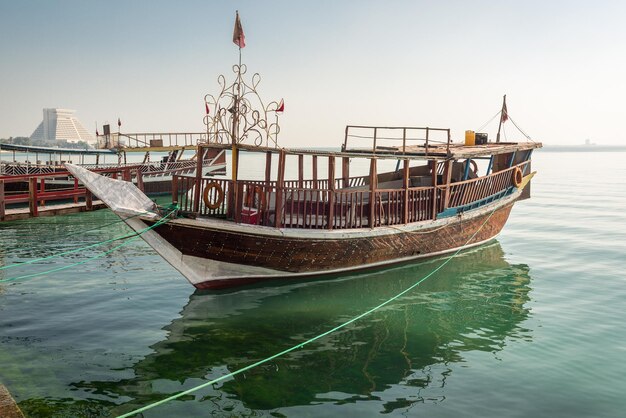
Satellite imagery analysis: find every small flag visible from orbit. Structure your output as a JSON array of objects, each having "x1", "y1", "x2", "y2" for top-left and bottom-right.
[
  {"x1": 276, "y1": 99, "x2": 284, "y2": 113},
  {"x1": 117, "y1": 118, "x2": 121, "y2": 127},
  {"x1": 233, "y1": 11, "x2": 246, "y2": 48},
  {"x1": 500, "y1": 96, "x2": 508, "y2": 123},
  {"x1": 205, "y1": 102, "x2": 210, "y2": 115},
  {"x1": 96, "y1": 128, "x2": 99, "y2": 136}
]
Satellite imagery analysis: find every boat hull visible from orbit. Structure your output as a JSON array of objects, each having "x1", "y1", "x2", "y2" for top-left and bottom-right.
[{"x1": 142, "y1": 195, "x2": 516, "y2": 289}]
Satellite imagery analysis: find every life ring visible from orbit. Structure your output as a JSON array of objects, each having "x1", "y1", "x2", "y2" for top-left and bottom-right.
[
  {"x1": 203, "y1": 181, "x2": 224, "y2": 210},
  {"x1": 469, "y1": 159, "x2": 478, "y2": 174},
  {"x1": 512, "y1": 167, "x2": 523, "y2": 188},
  {"x1": 246, "y1": 185, "x2": 266, "y2": 209}
]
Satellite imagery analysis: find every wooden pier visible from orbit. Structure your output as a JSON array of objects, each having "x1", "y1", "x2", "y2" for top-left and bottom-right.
[{"x1": 0, "y1": 167, "x2": 141, "y2": 222}]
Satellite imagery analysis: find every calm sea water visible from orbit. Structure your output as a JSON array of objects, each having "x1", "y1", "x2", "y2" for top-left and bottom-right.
[{"x1": 0, "y1": 150, "x2": 625, "y2": 417}]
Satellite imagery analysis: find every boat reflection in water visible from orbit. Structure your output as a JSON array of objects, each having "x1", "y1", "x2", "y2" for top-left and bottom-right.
[{"x1": 85, "y1": 242, "x2": 532, "y2": 416}]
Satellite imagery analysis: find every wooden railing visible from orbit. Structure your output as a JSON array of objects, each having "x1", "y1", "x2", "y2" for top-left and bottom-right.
[
  {"x1": 173, "y1": 161, "x2": 529, "y2": 230},
  {"x1": 100, "y1": 132, "x2": 206, "y2": 149},
  {"x1": 0, "y1": 167, "x2": 143, "y2": 220},
  {"x1": 442, "y1": 161, "x2": 530, "y2": 209},
  {"x1": 344, "y1": 125, "x2": 452, "y2": 154}
]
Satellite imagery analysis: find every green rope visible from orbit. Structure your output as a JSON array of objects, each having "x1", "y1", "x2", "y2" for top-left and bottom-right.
[
  {"x1": 0, "y1": 207, "x2": 177, "y2": 283},
  {"x1": 0, "y1": 212, "x2": 150, "y2": 272},
  {"x1": 115, "y1": 206, "x2": 499, "y2": 418}
]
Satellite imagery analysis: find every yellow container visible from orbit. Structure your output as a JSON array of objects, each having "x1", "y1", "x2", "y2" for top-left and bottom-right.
[{"x1": 465, "y1": 130, "x2": 476, "y2": 146}]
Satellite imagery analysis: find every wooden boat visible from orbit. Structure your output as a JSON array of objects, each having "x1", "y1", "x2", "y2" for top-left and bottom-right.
[
  {"x1": 66, "y1": 116, "x2": 541, "y2": 289},
  {"x1": 65, "y1": 36, "x2": 541, "y2": 289}
]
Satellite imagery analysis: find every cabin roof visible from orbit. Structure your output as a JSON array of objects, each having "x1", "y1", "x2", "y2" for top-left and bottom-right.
[{"x1": 201, "y1": 141, "x2": 542, "y2": 160}]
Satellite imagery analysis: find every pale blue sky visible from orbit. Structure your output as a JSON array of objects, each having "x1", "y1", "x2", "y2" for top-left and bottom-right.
[{"x1": 1, "y1": 0, "x2": 625, "y2": 145}]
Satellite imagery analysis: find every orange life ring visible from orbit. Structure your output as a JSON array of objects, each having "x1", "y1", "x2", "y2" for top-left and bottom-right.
[
  {"x1": 203, "y1": 181, "x2": 224, "y2": 210},
  {"x1": 512, "y1": 167, "x2": 523, "y2": 188},
  {"x1": 246, "y1": 185, "x2": 266, "y2": 209}
]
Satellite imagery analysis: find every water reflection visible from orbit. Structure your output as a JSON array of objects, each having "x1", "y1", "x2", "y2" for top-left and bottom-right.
[{"x1": 68, "y1": 242, "x2": 532, "y2": 417}]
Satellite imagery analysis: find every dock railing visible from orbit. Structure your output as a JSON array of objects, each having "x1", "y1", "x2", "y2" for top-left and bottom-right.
[{"x1": 0, "y1": 166, "x2": 144, "y2": 220}]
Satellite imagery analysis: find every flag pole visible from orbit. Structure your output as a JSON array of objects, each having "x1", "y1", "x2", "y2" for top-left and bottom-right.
[{"x1": 496, "y1": 94, "x2": 506, "y2": 143}]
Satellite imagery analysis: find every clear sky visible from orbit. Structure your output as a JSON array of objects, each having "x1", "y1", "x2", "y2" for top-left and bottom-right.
[{"x1": 1, "y1": 0, "x2": 625, "y2": 146}]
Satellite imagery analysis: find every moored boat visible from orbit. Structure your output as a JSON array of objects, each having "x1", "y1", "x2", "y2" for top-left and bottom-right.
[
  {"x1": 66, "y1": 111, "x2": 541, "y2": 290},
  {"x1": 65, "y1": 15, "x2": 541, "y2": 289}
]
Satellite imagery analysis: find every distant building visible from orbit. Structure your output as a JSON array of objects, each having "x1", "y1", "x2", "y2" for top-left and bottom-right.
[{"x1": 30, "y1": 108, "x2": 94, "y2": 144}]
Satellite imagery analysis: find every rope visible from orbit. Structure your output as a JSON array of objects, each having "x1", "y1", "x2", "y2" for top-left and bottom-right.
[
  {"x1": 0, "y1": 212, "x2": 150, "y2": 272},
  {"x1": 475, "y1": 110, "x2": 501, "y2": 132},
  {"x1": 115, "y1": 203, "x2": 500, "y2": 418},
  {"x1": 0, "y1": 206, "x2": 177, "y2": 283},
  {"x1": 508, "y1": 116, "x2": 534, "y2": 142}
]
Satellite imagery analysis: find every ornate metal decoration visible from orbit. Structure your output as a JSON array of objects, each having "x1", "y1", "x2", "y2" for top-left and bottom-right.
[{"x1": 203, "y1": 64, "x2": 282, "y2": 148}]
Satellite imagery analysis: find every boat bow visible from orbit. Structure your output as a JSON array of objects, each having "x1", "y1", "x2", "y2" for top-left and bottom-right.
[{"x1": 65, "y1": 163, "x2": 158, "y2": 218}]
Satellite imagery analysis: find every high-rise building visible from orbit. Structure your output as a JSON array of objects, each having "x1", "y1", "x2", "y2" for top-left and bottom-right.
[{"x1": 30, "y1": 108, "x2": 94, "y2": 144}]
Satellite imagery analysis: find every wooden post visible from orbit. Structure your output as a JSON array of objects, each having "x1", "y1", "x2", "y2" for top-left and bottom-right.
[
  {"x1": 430, "y1": 160, "x2": 438, "y2": 220},
  {"x1": 441, "y1": 159, "x2": 453, "y2": 211},
  {"x1": 231, "y1": 145, "x2": 240, "y2": 219},
  {"x1": 327, "y1": 155, "x2": 336, "y2": 229},
  {"x1": 28, "y1": 177, "x2": 38, "y2": 217},
  {"x1": 193, "y1": 144, "x2": 203, "y2": 213},
  {"x1": 171, "y1": 175, "x2": 178, "y2": 206},
  {"x1": 265, "y1": 151, "x2": 272, "y2": 187},
  {"x1": 298, "y1": 154, "x2": 304, "y2": 188},
  {"x1": 85, "y1": 189, "x2": 93, "y2": 211},
  {"x1": 39, "y1": 178, "x2": 46, "y2": 207},
  {"x1": 0, "y1": 180, "x2": 5, "y2": 221},
  {"x1": 342, "y1": 156, "x2": 350, "y2": 188},
  {"x1": 373, "y1": 127, "x2": 378, "y2": 153},
  {"x1": 312, "y1": 155, "x2": 318, "y2": 189},
  {"x1": 402, "y1": 128, "x2": 407, "y2": 154},
  {"x1": 234, "y1": 182, "x2": 243, "y2": 223},
  {"x1": 275, "y1": 149, "x2": 286, "y2": 228},
  {"x1": 136, "y1": 169, "x2": 144, "y2": 192},
  {"x1": 263, "y1": 151, "x2": 272, "y2": 225},
  {"x1": 369, "y1": 158, "x2": 377, "y2": 228},
  {"x1": 73, "y1": 177, "x2": 79, "y2": 204},
  {"x1": 403, "y1": 159, "x2": 410, "y2": 224}
]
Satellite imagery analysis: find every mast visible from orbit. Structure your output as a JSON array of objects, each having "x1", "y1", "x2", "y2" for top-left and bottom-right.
[{"x1": 496, "y1": 94, "x2": 507, "y2": 143}]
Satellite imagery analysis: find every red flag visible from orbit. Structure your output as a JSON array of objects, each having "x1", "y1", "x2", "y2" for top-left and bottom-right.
[
  {"x1": 500, "y1": 97, "x2": 508, "y2": 123},
  {"x1": 117, "y1": 118, "x2": 121, "y2": 127},
  {"x1": 205, "y1": 102, "x2": 210, "y2": 115},
  {"x1": 276, "y1": 99, "x2": 284, "y2": 113},
  {"x1": 233, "y1": 11, "x2": 246, "y2": 48}
]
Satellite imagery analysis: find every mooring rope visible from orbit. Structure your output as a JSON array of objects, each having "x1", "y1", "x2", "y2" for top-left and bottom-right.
[
  {"x1": 0, "y1": 206, "x2": 178, "y2": 283},
  {"x1": 115, "y1": 204, "x2": 500, "y2": 418}
]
